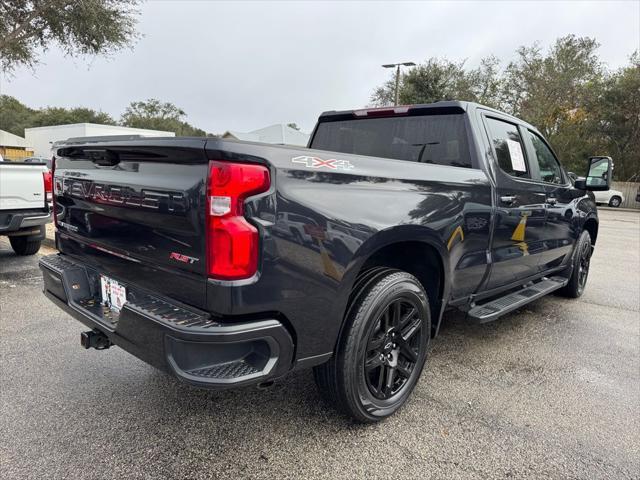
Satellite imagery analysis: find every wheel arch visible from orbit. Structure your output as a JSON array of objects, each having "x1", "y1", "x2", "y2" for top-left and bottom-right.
[
  {"x1": 333, "y1": 226, "x2": 450, "y2": 344},
  {"x1": 583, "y1": 215, "x2": 599, "y2": 245}
]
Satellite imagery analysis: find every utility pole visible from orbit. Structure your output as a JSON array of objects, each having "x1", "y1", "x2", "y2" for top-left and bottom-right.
[{"x1": 382, "y1": 62, "x2": 416, "y2": 106}]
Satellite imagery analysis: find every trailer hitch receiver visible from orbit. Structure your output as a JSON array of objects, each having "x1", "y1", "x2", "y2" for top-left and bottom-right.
[{"x1": 80, "y1": 329, "x2": 112, "y2": 350}]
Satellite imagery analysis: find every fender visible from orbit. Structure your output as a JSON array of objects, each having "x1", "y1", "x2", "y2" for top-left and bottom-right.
[{"x1": 329, "y1": 224, "x2": 451, "y2": 348}]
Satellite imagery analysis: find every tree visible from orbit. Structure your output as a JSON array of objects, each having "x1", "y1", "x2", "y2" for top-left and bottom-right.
[
  {"x1": 0, "y1": 95, "x2": 35, "y2": 136},
  {"x1": 31, "y1": 106, "x2": 116, "y2": 127},
  {"x1": 370, "y1": 57, "x2": 503, "y2": 108},
  {"x1": 0, "y1": 0, "x2": 141, "y2": 74},
  {"x1": 501, "y1": 36, "x2": 605, "y2": 174},
  {"x1": 0, "y1": 95, "x2": 116, "y2": 135},
  {"x1": 121, "y1": 99, "x2": 207, "y2": 136},
  {"x1": 583, "y1": 52, "x2": 640, "y2": 180}
]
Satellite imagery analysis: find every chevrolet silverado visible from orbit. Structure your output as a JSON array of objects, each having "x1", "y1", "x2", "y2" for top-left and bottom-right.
[{"x1": 39, "y1": 101, "x2": 611, "y2": 422}]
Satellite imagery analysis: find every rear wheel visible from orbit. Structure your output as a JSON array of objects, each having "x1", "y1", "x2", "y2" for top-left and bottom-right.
[
  {"x1": 558, "y1": 230, "x2": 592, "y2": 298},
  {"x1": 9, "y1": 236, "x2": 41, "y2": 256},
  {"x1": 608, "y1": 196, "x2": 622, "y2": 207},
  {"x1": 314, "y1": 270, "x2": 431, "y2": 422}
]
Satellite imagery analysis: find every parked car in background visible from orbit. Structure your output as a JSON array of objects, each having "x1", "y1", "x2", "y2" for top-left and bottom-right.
[
  {"x1": 593, "y1": 188, "x2": 624, "y2": 207},
  {"x1": 24, "y1": 156, "x2": 53, "y2": 170},
  {"x1": 0, "y1": 160, "x2": 52, "y2": 255}
]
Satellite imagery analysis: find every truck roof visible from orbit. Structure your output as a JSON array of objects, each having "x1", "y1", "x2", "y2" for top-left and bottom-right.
[{"x1": 317, "y1": 100, "x2": 538, "y2": 132}]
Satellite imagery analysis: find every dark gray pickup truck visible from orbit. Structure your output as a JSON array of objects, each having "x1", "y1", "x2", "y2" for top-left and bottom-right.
[{"x1": 40, "y1": 101, "x2": 611, "y2": 422}]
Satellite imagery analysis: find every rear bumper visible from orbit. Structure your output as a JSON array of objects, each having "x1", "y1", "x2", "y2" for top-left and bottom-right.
[
  {"x1": 0, "y1": 209, "x2": 51, "y2": 234},
  {"x1": 39, "y1": 254, "x2": 294, "y2": 388}
]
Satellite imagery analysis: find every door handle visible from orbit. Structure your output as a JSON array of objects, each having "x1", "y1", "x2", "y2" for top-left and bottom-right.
[{"x1": 500, "y1": 195, "x2": 517, "y2": 205}]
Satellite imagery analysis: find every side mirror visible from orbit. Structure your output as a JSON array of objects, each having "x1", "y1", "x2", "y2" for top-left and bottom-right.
[{"x1": 578, "y1": 156, "x2": 612, "y2": 191}]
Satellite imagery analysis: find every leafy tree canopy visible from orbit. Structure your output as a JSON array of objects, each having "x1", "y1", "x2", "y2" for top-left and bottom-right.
[
  {"x1": 0, "y1": 0, "x2": 141, "y2": 74},
  {"x1": 0, "y1": 95, "x2": 209, "y2": 137},
  {"x1": 120, "y1": 99, "x2": 207, "y2": 136},
  {"x1": 0, "y1": 94, "x2": 35, "y2": 136}
]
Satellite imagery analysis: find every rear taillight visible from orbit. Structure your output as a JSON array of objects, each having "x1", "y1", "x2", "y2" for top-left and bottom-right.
[
  {"x1": 206, "y1": 161, "x2": 270, "y2": 280},
  {"x1": 43, "y1": 171, "x2": 52, "y2": 203}
]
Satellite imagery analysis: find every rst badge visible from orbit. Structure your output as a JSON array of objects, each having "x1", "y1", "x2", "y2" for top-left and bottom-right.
[
  {"x1": 292, "y1": 155, "x2": 354, "y2": 171},
  {"x1": 169, "y1": 252, "x2": 199, "y2": 264}
]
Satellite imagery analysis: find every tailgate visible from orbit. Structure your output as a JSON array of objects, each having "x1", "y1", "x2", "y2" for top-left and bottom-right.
[
  {"x1": 0, "y1": 163, "x2": 47, "y2": 210},
  {"x1": 54, "y1": 139, "x2": 209, "y2": 308}
]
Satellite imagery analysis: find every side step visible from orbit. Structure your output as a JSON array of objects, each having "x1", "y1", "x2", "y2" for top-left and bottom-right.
[{"x1": 468, "y1": 276, "x2": 568, "y2": 323}]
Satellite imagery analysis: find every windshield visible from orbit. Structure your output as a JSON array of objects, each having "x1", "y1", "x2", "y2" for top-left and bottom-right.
[{"x1": 310, "y1": 114, "x2": 472, "y2": 168}]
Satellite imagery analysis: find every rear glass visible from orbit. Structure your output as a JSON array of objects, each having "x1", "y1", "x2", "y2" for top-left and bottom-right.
[{"x1": 310, "y1": 114, "x2": 472, "y2": 168}]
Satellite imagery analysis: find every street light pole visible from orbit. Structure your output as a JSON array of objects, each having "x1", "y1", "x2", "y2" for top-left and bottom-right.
[{"x1": 382, "y1": 62, "x2": 416, "y2": 106}]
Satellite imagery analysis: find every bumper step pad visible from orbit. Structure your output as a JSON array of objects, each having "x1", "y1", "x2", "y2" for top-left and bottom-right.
[
  {"x1": 468, "y1": 276, "x2": 568, "y2": 323},
  {"x1": 189, "y1": 360, "x2": 261, "y2": 379}
]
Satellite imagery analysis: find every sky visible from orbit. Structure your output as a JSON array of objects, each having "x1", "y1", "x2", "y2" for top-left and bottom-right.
[{"x1": 1, "y1": 0, "x2": 639, "y2": 135}]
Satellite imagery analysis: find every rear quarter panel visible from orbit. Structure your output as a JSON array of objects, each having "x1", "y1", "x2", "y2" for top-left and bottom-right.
[{"x1": 205, "y1": 140, "x2": 493, "y2": 361}]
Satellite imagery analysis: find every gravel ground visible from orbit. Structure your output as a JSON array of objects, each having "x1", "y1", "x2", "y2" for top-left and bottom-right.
[{"x1": 1, "y1": 209, "x2": 638, "y2": 479}]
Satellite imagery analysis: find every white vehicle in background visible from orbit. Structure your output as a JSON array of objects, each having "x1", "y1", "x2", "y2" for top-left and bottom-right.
[
  {"x1": 23, "y1": 156, "x2": 53, "y2": 170},
  {"x1": 593, "y1": 188, "x2": 624, "y2": 207},
  {"x1": 0, "y1": 160, "x2": 52, "y2": 255}
]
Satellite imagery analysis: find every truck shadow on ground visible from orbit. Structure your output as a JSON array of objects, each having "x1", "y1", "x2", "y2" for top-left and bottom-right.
[
  {"x1": 83, "y1": 297, "x2": 557, "y2": 432},
  {"x1": 12, "y1": 292, "x2": 589, "y2": 476}
]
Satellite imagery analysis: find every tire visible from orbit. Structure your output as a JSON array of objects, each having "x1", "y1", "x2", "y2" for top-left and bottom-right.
[
  {"x1": 9, "y1": 236, "x2": 42, "y2": 256},
  {"x1": 557, "y1": 230, "x2": 592, "y2": 298},
  {"x1": 313, "y1": 270, "x2": 431, "y2": 423},
  {"x1": 608, "y1": 196, "x2": 622, "y2": 208}
]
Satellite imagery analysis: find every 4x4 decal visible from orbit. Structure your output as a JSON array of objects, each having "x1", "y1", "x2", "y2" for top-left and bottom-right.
[{"x1": 291, "y1": 155, "x2": 354, "y2": 171}]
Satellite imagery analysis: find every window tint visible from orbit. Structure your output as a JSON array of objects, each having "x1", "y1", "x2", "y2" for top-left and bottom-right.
[
  {"x1": 528, "y1": 131, "x2": 564, "y2": 184},
  {"x1": 311, "y1": 114, "x2": 472, "y2": 168},
  {"x1": 485, "y1": 117, "x2": 529, "y2": 178}
]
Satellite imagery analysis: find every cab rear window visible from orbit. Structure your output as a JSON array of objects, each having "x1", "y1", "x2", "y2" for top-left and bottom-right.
[{"x1": 311, "y1": 114, "x2": 472, "y2": 168}]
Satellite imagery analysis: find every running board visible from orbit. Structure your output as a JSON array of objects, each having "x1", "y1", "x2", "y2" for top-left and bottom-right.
[{"x1": 468, "y1": 276, "x2": 568, "y2": 323}]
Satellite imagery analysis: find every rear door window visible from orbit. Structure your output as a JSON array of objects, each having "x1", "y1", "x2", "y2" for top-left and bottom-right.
[{"x1": 485, "y1": 117, "x2": 529, "y2": 178}]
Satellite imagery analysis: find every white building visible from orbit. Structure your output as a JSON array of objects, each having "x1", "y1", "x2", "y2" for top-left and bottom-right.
[
  {"x1": 24, "y1": 123, "x2": 175, "y2": 157},
  {"x1": 222, "y1": 124, "x2": 309, "y2": 146}
]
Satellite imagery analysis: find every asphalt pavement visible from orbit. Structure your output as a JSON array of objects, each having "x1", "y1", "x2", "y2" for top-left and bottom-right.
[{"x1": 1, "y1": 209, "x2": 638, "y2": 479}]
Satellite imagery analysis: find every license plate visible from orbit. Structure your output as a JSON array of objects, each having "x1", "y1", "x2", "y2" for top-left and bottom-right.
[{"x1": 100, "y1": 275, "x2": 127, "y2": 312}]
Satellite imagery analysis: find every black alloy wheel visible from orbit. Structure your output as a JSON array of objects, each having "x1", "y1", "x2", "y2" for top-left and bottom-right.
[
  {"x1": 313, "y1": 269, "x2": 431, "y2": 422},
  {"x1": 576, "y1": 238, "x2": 592, "y2": 295},
  {"x1": 558, "y1": 230, "x2": 592, "y2": 298},
  {"x1": 364, "y1": 298, "x2": 424, "y2": 400}
]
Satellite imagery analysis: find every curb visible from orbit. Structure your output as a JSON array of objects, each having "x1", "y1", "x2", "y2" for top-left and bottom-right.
[{"x1": 598, "y1": 206, "x2": 640, "y2": 213}]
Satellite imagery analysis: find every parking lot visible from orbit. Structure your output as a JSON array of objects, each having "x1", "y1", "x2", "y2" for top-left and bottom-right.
[{"x1": 1, "y1": 209, "x2": 638, "y2": 479}]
